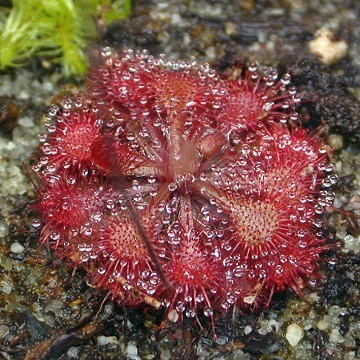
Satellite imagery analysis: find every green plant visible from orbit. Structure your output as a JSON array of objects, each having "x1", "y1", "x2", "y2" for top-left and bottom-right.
[
  {"x1": 0, "y1": 1, "x2": 40, "y2": 68},
  {"x1": 0, "y1": 0, "x2": 131, "y2": 77}
]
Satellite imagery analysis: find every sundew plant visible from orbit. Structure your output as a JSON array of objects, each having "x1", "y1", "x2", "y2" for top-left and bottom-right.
[{"x1": 32, "y1": 49, "x2": 337, "y2": 333}]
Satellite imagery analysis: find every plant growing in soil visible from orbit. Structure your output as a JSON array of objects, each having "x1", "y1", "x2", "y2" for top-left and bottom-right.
[
  {"x1": 32, "y1": 49, "x2": 337, "y2": 331},
  {"x1": 0, "y1": 0, "x2": 131, "y2": 76}
]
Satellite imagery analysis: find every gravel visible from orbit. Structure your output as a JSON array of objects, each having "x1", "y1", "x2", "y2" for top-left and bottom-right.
[{"x1": 0, "y1": 0, "x2": 359, "y2": 359}]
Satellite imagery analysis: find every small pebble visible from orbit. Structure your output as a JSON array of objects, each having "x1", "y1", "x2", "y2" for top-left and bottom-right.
[
  {"x1": 330, "y1": 328, "x2": 345, "y2": 343},
  {"x1": 97, "y1": 335, "x2": 119, "y2": 346},
  {"x1": 18, "y1": 116, "x2": 34, "y2": 128},
  {"x1": 244, "y1": 325, "x2": 252, "y2": 335},
  {"x1": 224, "y1": 22, "x2": 238, "y2": 36},
  {"x1": 344, "y1": 234, "x2": 360, "y2": 253},
  {"x1": 0, "y1": 325, "x2": 9, "y2": 338},
  {"x1": 67, "y1": 347, "x2": 80, "y2": 359},
  {"x1": 10, "y1": 242, "x2": 24, "y2": 254},
  {"x1": 127, "y1": 342, "x2": 139, "y2": 357},
  {"x1": 318, "y1": 318, "x2": 330, "y2": 331},
  {"x1": 160, "y1": 349, "x2": 171, "y2": 360},
  {"x1": 286, "y1": 323, "x2": 304, "y2": 347},
  {"x1": 214, "y1": 335, "x2": 228, "y2": 345},
  {"x1": 167, "y1": 309, "x2": 179, "y2": 322},
  {"x1": 0, "y1": 278, "x2": 13, "y2": 294},
  {"x1": 69, "y1": 298, "x2": 83, "y2": 308},
  {"x1": 327, "y1": 134, "x2": 344, "y2": 151},
  {"x1": 308, "y1": 28, "x2": 348, "y2": 66}
]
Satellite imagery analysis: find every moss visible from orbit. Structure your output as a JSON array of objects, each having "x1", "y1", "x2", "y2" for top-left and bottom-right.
[{"x1": 0, "y1": 0, "x2": 131, "y2": 77}]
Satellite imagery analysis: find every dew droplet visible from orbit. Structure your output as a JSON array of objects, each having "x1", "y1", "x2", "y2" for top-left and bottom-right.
[
  {"x1": 185, "y1": 308, "x2": 196, "y2": 318},
  {"x1": 175, "y1": 301, "x2": 185, "y2": 313},
  {"x1": 32, "y1": 219, "x2": 41, "y2": 228},
  {"x1": 203, "y1": 306, "x2": 213, "y2": 317}
]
